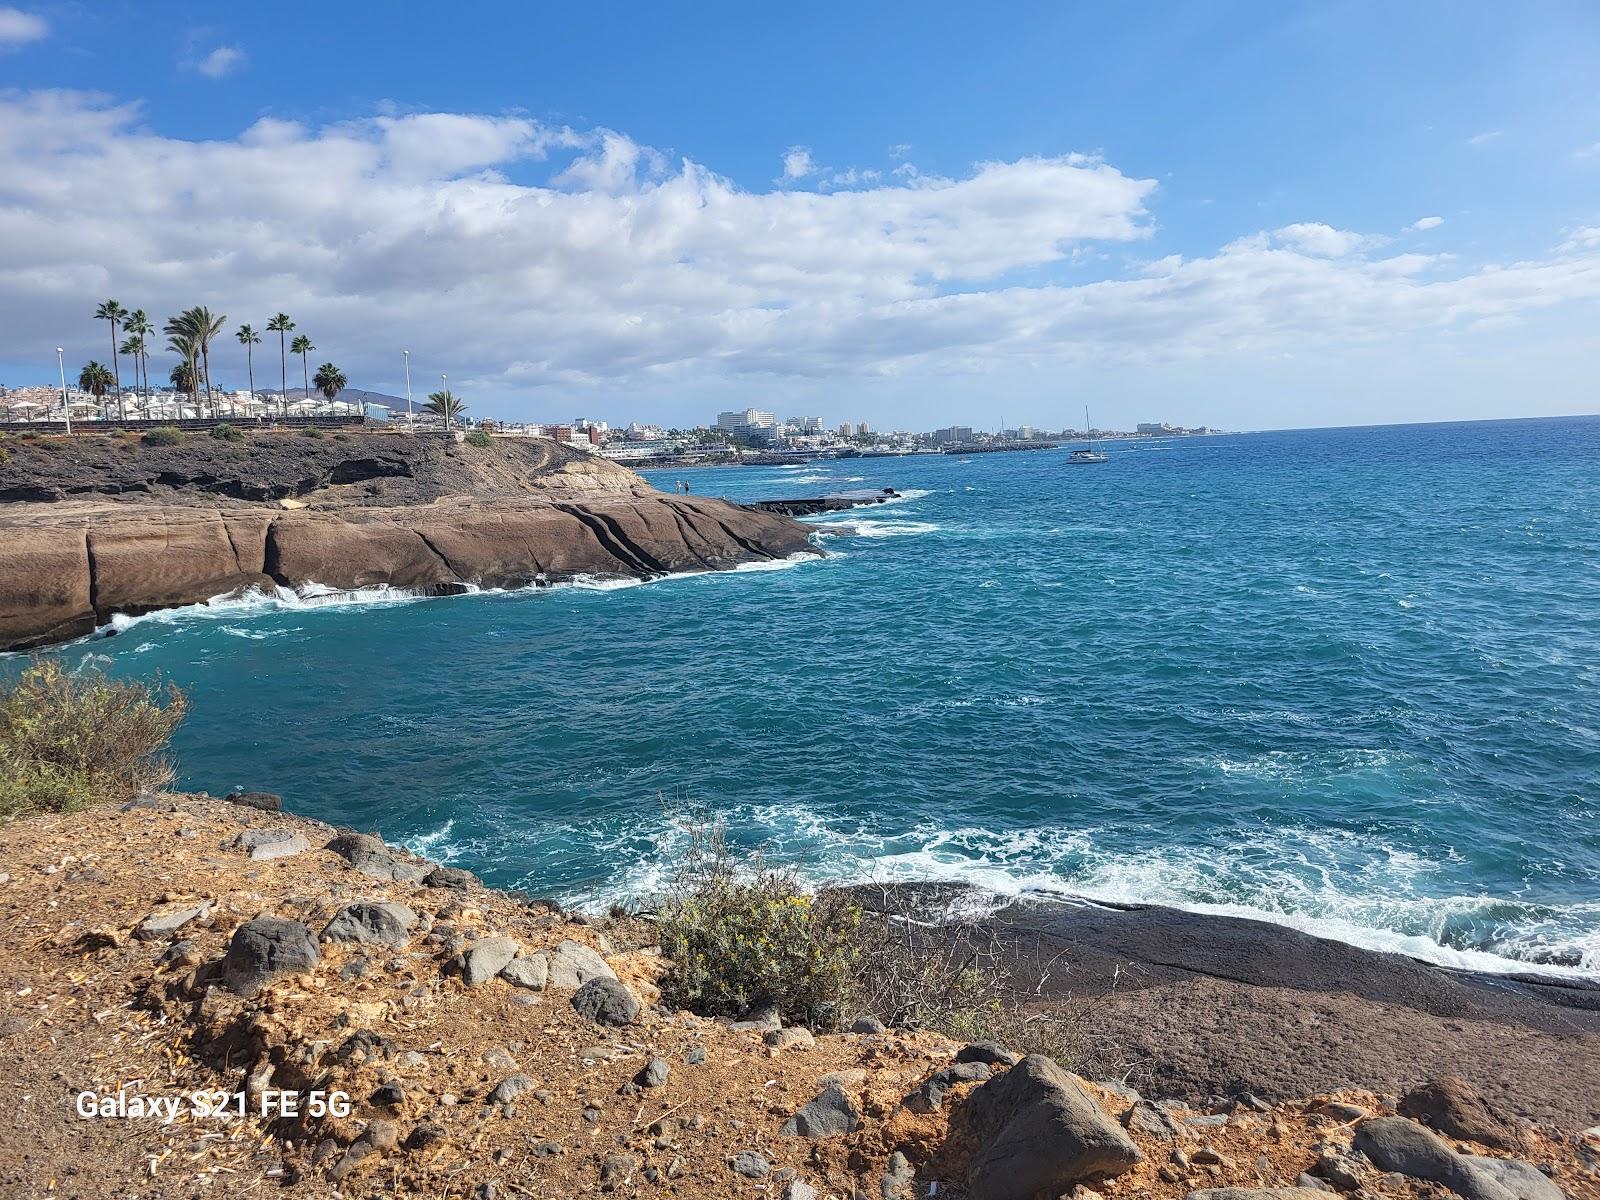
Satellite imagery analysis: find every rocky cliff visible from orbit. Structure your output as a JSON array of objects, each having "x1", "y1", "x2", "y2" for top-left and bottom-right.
[{"x1": 0, "y1": 431, "x2": 817, "y2": 650}]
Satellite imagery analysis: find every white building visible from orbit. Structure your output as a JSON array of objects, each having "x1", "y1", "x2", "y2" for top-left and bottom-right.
[{"x1": 716, "y1": 408, "x2": 776, "y2": 435}]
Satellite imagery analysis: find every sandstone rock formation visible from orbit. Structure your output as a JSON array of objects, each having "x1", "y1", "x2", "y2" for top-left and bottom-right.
[{"x1": 0, "y1": 432, "x2": 817, "y2": 650}]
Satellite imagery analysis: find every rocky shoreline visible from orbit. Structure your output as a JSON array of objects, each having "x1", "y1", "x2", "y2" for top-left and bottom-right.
[
  {"x1": 0, "y1": 431, "x2": 818, "y2": 651},
  {"x1": 0, "y1": 793, "x2": 1596, "y2": 1198}
]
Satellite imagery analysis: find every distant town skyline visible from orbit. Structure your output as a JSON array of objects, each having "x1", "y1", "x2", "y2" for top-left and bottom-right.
[{"x1": 0, "y1": 3, "x2": 1596, "y2": 432}]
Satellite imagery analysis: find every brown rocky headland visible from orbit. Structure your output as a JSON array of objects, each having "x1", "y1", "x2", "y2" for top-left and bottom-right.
[{"x1": 0, "y1": 429, "x2": 818, "y2": 651}]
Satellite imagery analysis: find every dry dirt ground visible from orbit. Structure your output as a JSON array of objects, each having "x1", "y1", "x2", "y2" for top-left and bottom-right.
[{"x1": 0, "y1": 796, "x2": 1596, "y2": 1200}]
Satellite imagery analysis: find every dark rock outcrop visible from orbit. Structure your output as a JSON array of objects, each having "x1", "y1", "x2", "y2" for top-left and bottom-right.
[
  {"x1": 571, "y1": 977, "x2": 641, "y2": 1026},
  {"x1": 958, "y1": 1054, "x2": 1141, "y2": 1200},
  {"x1": 221, "y1": 917, "x2": 321, "y2": 996}
]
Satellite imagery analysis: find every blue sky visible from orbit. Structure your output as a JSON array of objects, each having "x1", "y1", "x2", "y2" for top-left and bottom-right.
[{"x1": 1, "y1": 1, "x2": 1597, "y2": 430}]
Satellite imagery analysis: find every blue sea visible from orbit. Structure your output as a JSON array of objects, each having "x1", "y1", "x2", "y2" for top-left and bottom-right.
[{"x1": 27, "y1": 417, "x2": 1600, "y2": 977}]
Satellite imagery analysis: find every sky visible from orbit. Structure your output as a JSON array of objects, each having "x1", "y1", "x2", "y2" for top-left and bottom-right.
[{"x1": 0, "y1": 1, "x2": 1597, "y2": 432}]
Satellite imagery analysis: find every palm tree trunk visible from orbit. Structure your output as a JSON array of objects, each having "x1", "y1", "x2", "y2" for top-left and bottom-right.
[
  {"x1": 278, "y1": 335, "x2": 288, "y2": 419},
  {"x1": 109, "y1": 320, "x2": 125, "y2": 422},
  {"x1": 302, "y1": 354, "x2": 310, "y2": 419},
  {"x1": 246, "y1": 347, "x2": 255, "y2": 415}
]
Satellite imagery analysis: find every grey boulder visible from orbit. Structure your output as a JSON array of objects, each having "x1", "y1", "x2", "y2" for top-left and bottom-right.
[
  {"x1": 234, "y1": 828, "x2": 310, "y2": 860},
  {"x1": 955, "y1": 1041, "x2": 1019, "y2": 1067},
  {"x1": 960, "y1": 1054, "x2": 1140, "y2": 1200},
  {"x1": 326, "y1": 831, "x2": 428, "y2": 885},
  {"x1": 1460, "y1": 1156, "x2": 1565, "y2": 1200},
  {"x1": 500, "y1": 952, "x2": 549, "y2": 990},
  {"x1": 462, "y1": 937, "x2": 520, "y2": 986},
  {"x1": 1354, "y1": 1117, "x2": 1521, "y2": 1200},
  {"x1": 487, "y1": 1074, "x2": 537, "y2": 1105},
  {"x1": 571, "y1": 977, "x2": 641, "y2": 1026},
  {"x1": 134, "y1": 901, "x2": 211, "y2": 942},
  {"x1": 227, "y1": 790, "x2": 282, "y2": 811},
  {"x1": 904, "y1": 1062, "x2": 991, "y2": 1113},
  {"x1": 781, "y1": 1083, "x2": 861, "y2": 1138},
  {"x1": 545, "y1": 940, "x2": 616, "y2": 989},
  {"x1": 221, "y1": 917, "x2": 320, "y2": 996},
  {"x1": 424, "y1": 865, "x2": 479, "y2": 890},
  {"x1": 321, "y1": 901, "x2": 417, "y2": 948}
]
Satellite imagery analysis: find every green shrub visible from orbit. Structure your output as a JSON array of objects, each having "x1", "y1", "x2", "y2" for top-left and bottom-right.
[
  {"x1": 657, "y1": 826, "x2": 863, "y2": 1030},
  {"x1": 465, "y1": 430, "x2": 493, "y2": 448},
  {"x1": 209, "y1": 423, "x2": 243, "y2": 442},
  {"x1": 0, "y1": 759, "x2": 95, "y2": 821},
  {"x1": 0, "y1": 443, "x2": 9, "y2": 467},
  {"x1": 0, "y1": 661, "x2": 188, "y2": 821},
  {"x1": 143, "y1": 426, "x2": 183, "y2": 447},
  {"x1": 301, "y1": 426, "x2": 324, "y2": 439}
]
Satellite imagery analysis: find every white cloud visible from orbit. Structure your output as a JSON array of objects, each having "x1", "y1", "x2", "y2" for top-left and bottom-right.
[
  {"x1": 0, "y1": 6, "x2": 45, "y2": 47},
  {"x1": 195, "y1": 45, "x2": 245, "y2": 79},
  {"x1": 1467, "y1": 130, "x2": 1502, "y2": 146},
  {"x1": 1408, "y1": 216, "x2": 1444, "y2": 232},
  {"x1": 1560, "y1": 226, "x2": 1600, "y2": 252},
  {"x1": 781, "y1": 147, "x2": 815, "y2": 180},
  {"x1": 0, "y1": 91, "x2": 1596, "y2": 408},
  {"x1": 1268, "y1": 223, "x2": 1370, "y2": 257},
  {"x1": 1572, "y1": 141, "x2": 1600, "y2": 161}
]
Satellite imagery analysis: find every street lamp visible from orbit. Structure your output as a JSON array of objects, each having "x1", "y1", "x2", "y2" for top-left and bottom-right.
[
  {"x1": 402, "y1": 349, "x2": 413, "y2": 433},
  {"x1": 55, "y1": 347, "x2": 71, "y2": 436},
  {"x1": 441, "y1": 374, "x2": 448, "y2": 431}
]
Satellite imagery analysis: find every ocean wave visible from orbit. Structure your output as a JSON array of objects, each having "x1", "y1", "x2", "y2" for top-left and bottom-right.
[
  {"x1": 58, "y1": 554, "x2": 823, "y2": 647},
  {"x1": 838, "y1": 519, "x2": 941, "y2": 539},
  {"x1": 554, "y1": 808, "x2": 1599, "y2": 980}
]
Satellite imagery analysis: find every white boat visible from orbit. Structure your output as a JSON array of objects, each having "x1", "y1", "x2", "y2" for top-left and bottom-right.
[{"x1": 1067, "y1": 406, "x2": 1109, "y2": 463}]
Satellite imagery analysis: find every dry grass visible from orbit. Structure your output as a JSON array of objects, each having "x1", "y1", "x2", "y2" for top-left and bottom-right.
[{"x1": 0, "y1": 660, "x2": 187, "y2": 819}]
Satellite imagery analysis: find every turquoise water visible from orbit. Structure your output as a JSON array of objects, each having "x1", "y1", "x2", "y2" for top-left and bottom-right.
[{"x1": 26, "y1": 417, "x2": 1600, "y2": 976}]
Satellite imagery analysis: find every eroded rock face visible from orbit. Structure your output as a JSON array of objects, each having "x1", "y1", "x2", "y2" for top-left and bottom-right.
[
  {"x1": 959, "y1": 1055, "x2": 1141, "y2": 1200},
  {"x1": 0, "y1": 494, "x2": 815, "y2": 650}
]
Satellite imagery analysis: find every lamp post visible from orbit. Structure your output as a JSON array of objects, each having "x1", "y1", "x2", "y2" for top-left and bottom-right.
[
  {"x1": 403, "y1": 349, "x2": 413, "y2": 433},
  {"x1": 441, "y1": 373, "x2": 448, "y2": 432},
  {"x1": 56, "y1": 347, "x2": 71, "y2": 436}
]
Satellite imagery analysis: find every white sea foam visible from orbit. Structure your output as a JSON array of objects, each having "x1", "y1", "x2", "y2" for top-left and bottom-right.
[
  {"x1": 839, "y1": 519, "x2": 941, "y2": 538},
  {"x1": 559, "y1": 807, "x2": 1599, "y2": 981},
  {"x1": 59, "y1": 552, "x2": 823, "y2": 647}
]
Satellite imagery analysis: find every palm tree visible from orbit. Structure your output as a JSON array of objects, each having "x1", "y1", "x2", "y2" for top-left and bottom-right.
[
  {"x1": 173, "y1": 306, "x2": 226, "y2": 415},
  {"x1": 169, "y1": 359, "x2": 196, "y2": 397},
  {"x1": 118, "y1": 333, "x2": 146, "y2": 415},
  {"x1": 165, "y1": 330, "x2": 200, "y2": 414},
  {"x1": 313, "y1": 363, "x2": 347, "y2": 419},
  {"x1": 77, "y1": 360, "x2": 114, "y2": 418},
  {"x1": 123, "y1": 309, "x2": 153, "y2": 408},
  {"x1": 266, "y1": 313, "x2": 294, "y2": 418},
  {"x1": 93, "y1": 300, "x2": 127, "y2": 420},
  {"x1": 424, "y1": 389, "x2": 466, "y2": 433},
  {"x1": 290, "y1": 335, "x2": 315, "y2": 415},
  {"x1": 236, "y1": 324, "x2": 261, "y2": 415}
]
